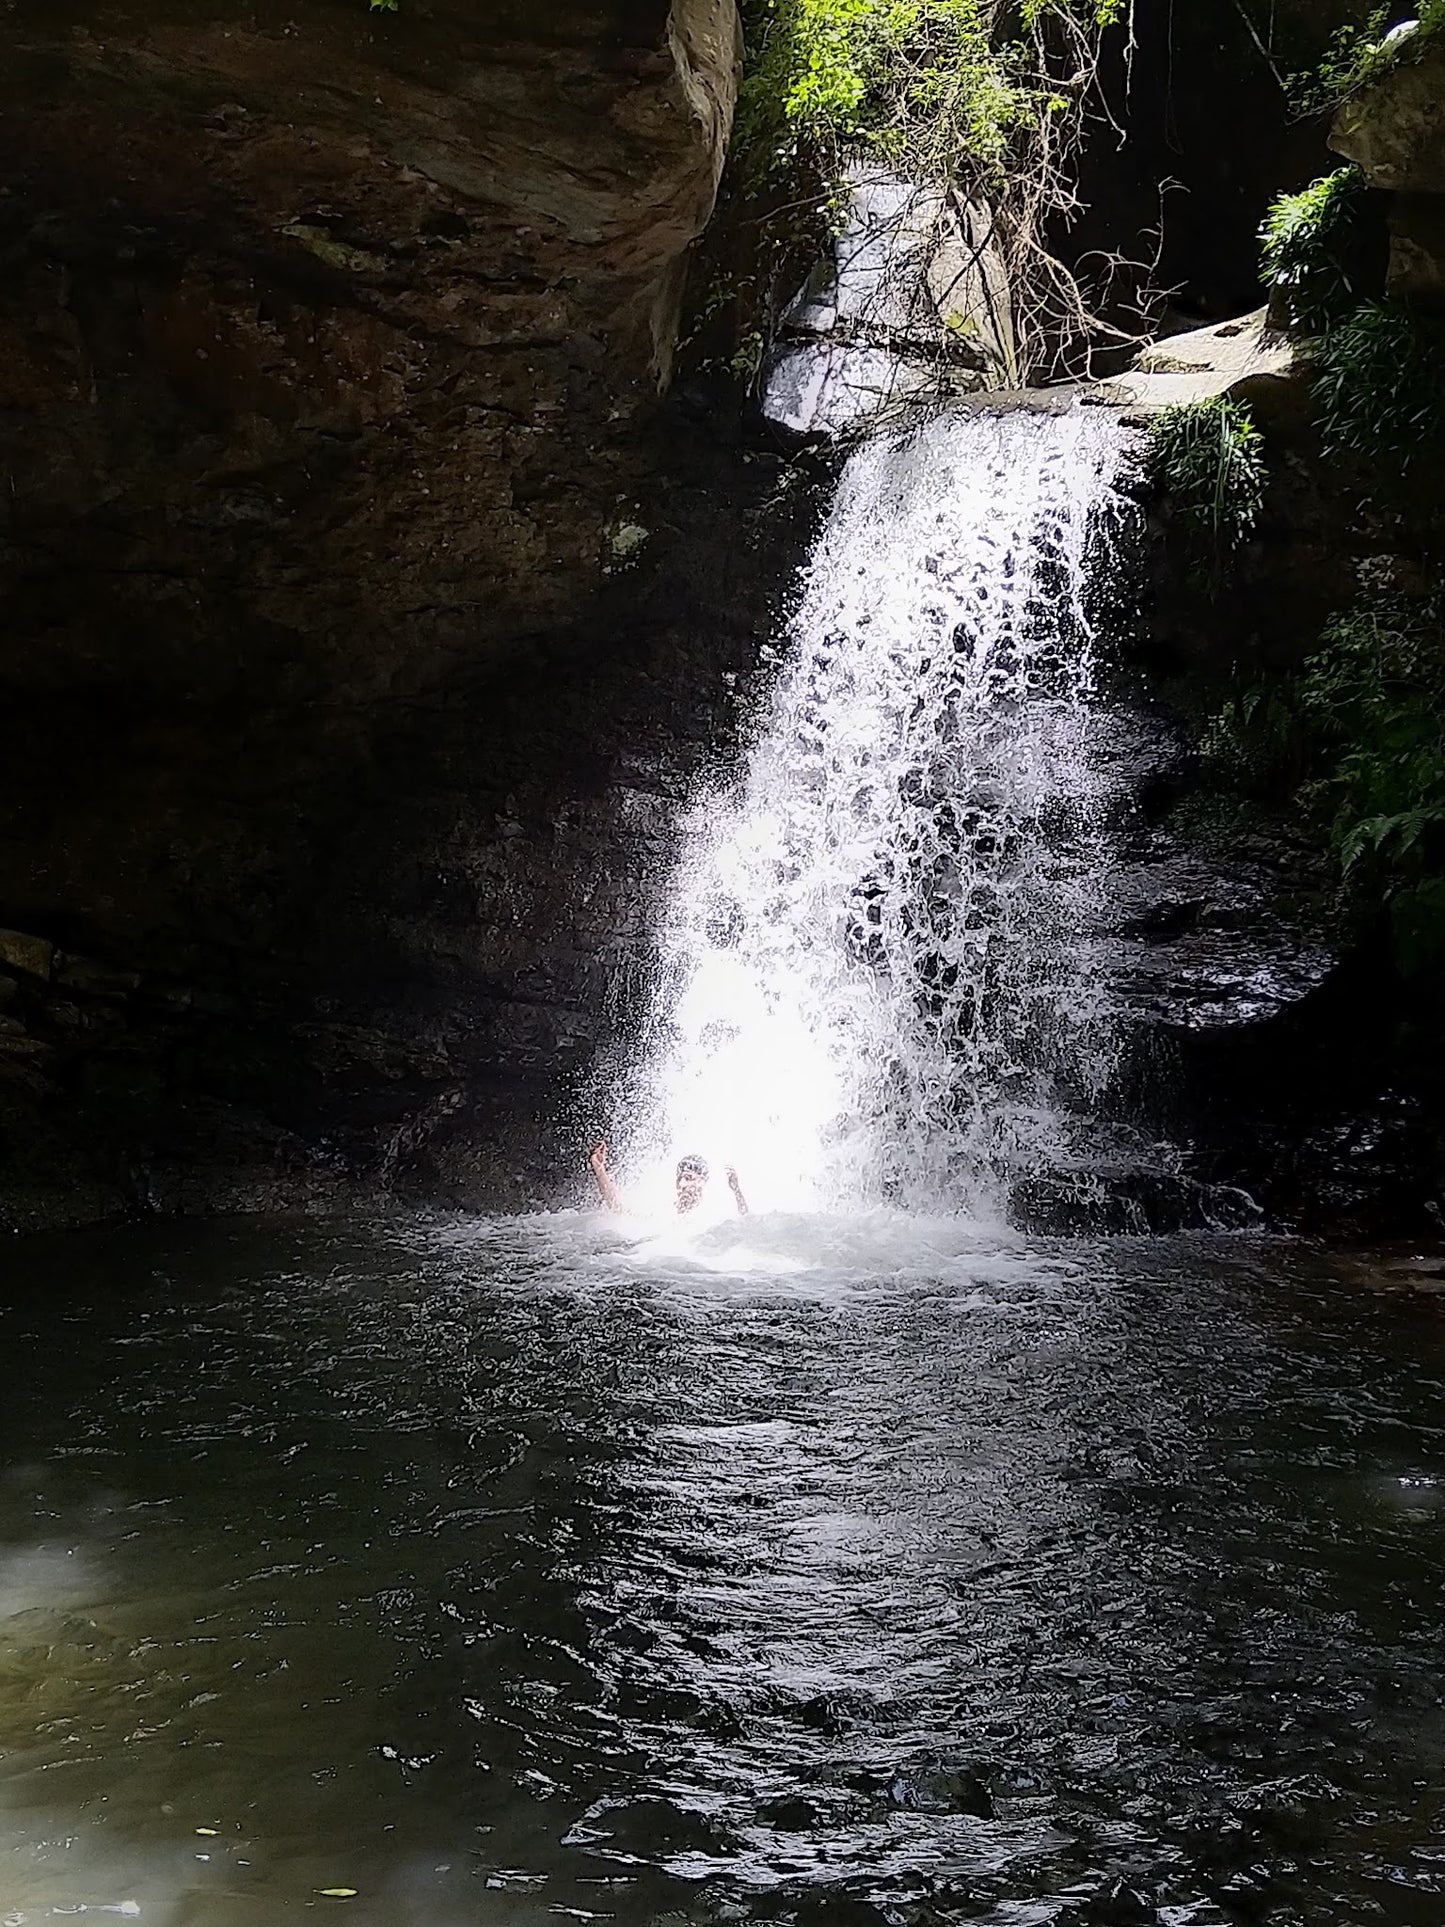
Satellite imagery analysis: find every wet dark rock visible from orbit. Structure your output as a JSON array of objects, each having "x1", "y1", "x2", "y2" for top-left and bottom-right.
[
  {"x1": 0, "y1": 0, "x2": 844, "y2": 1232},
  {"x1": 845, "y1": 1761, "x2": 995, "y2": 1819},
  {"x1": 763, "y1": 1794, "x2": 828, "y2": 1832},
  {"x1": 613, "y1": 1677, "x2": 707, "y2": 1726},
  {"x1": 0, "y1": 417, "x2": 822, "y2": 1228},
  {"x1": 795, "y1": 1692, "x2": 876, "y2": 1736},
  {"x1": 912, "y1": 1766, "x2": 993, "y2": 1818},
  {"x1": 1010, "y1": 1169, "x2": 1263, "y2": 1237},
  {"x1": 1103, "y1": 830, "x2": 1340, "y2": 1034},
  {"x1": 1085, "y1": 718, "x2": 1344, "y2": 1042}
]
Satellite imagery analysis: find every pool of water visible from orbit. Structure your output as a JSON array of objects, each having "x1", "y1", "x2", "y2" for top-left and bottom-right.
[{"x1": 1, "y1": 1211, "x2": 1444, "y2": 1924}]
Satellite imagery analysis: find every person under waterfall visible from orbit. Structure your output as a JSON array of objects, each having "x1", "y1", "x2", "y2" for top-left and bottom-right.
[{"x1": 588, "y1": 1141, "x2": 748, "y2": 1217}]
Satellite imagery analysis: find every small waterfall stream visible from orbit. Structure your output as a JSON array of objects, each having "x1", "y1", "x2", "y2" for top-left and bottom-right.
[{"x1": 621, "y1": 406, "x2": 1137, "y2": 1215}]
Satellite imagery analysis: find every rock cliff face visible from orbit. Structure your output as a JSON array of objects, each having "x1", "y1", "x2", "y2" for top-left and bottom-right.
[
  {"x1": 0, "y1": 0, "x2": 767, "y2": 1227},
  {"x1": 1117, "y1": 199, "x2": 1445, "y2": 1233},
  {"x1": 3, "y1": 0, "x2": 1440, "y2": 1239},
  {"x1": 0, "y1": 0, "x2": 740, "y2": 700},
  {"x1": 1331, "y1": 37, "x2": 1445, "y2": 306}
]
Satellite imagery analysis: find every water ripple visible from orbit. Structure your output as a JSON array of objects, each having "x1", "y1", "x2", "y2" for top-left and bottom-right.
[{"x1": 0, "y1": 1215, "x2": 1442, "y2": 1925}]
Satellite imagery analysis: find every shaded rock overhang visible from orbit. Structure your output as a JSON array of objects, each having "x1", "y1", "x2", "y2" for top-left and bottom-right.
[{"x1": 0, "y1": 0, "x2": 742, "y2": 714}]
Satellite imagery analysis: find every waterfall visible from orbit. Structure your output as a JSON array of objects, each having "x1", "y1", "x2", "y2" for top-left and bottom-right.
[{"x1": 620, "y1": 406, "x2": 1137, "y2": 1216}]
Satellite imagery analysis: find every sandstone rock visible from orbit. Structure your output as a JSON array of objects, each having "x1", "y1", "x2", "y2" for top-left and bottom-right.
[
  {"x1": 1330, "y1": 39, "x2": 1445, "y2": 194},
  {"x1": 1102, "y1": 309, "x2": 1301, "y2": 414},
  {"x1": 0, "y1": 929, "x2": 53, "y2": 980},
  {"x1": 0, "y1": 0, "x2": 741, "y2": 714},
  {"x1": 1331, "y1": 38, "x2": 1445, "y2": 305},
  {"x1": 55, "y1": 954, "x2": 143, "y2": 999},
  {"x1": 763, "y1": 168, "x2": 1016, "y2": 435}
]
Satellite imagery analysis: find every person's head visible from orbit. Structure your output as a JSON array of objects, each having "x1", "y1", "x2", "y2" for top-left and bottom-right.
[{"x1": 674, "y1": 1154, "x2": 709, "y2": 1213}]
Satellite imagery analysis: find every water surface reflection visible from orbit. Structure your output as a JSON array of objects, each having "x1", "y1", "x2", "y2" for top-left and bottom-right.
[{"x1": 1, "y1": 1214, "x2": 1443, "y2": 1923}]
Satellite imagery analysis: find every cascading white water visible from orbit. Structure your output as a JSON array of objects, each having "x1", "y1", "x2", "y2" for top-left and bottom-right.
[{"x1": 618, "y1": 406, "x2": 1136, "y2": 1216}]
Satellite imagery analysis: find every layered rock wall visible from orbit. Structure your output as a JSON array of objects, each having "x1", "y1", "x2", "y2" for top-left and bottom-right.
[{"x1": 0, "y1": 0, "x2": 757, "y2": 1226}]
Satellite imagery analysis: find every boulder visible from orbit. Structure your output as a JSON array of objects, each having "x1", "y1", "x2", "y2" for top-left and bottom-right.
[
  {"x1": 1100, "y1": 308, "x2": 1302, "y2": 416},
  {"x1": 1010, "y1": 1168, "x2": 1263, "y2": 1236},
  {"x1": 0, "y1": 0, "x2": 742, "y2": 709},
  {"x1": 54, "y1": 955, "x2": 143, "y2": 1000},
  {"x1": 0, "y1": 930, "x2": 54, "y2": 981},
  {"x1": 1385, "y1": 190, "x2": 1445, "y2": 308},
  {"x1": 1331, "y1": 37, "x2": 1445, "y2": 305},
  {"x1": 1331, "y1": 38, "x2": 1445, "y2": 194},
  {"x1": 763, "y1": 168, "x2": 1016, "y2": 436}
]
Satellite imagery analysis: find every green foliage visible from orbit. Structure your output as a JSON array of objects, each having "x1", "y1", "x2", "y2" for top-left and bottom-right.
[
  {"x1": 369, "y1": 0, "x2": 397, "y2": 12},
  {"x1": 719, "y1": 0, "x2": 1129, "y2": 382},
  {"x1": 1288, "y1": 7, "x2": 1390, "y2": 116},
  {"x1": 1147, "y1": 399, "x2": 1267, "y2": 568},
  {"x1": 1201, "y1": 683, "x2": 1307, "y2": 789},
  {"x1": 1300, "y1": 597, "x2": 1445, "y2": 969},
  {"x1": 1206, "y1": 594, "x2": 1445, "y2": 973},
  {"x1": 1286, "y1": 4, "x2": 1444, "y2": 118},
  {"x1": 1311, "y1": 301, "x2": 1445, "y2": 463},
  {"x1": 1259, "y1": 167, "x2": 1365, "y2": 334},
  {"x1": 730, "y1": 328, "x2": 766, "y2": 381},
  {"x1": 738, "y1": 0, "x2": 1124, "y2": 184},
  {"x1": 738, "y1": 0, "x2": 1023, "y2": 189}
]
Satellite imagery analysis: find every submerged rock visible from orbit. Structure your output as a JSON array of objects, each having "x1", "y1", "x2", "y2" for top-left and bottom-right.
[{"x1": 0, "y1": 930, "x2": 54, "y2": 981}]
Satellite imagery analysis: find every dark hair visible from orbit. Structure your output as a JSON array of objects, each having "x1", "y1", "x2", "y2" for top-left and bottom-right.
[{"x1": 676, "y1": 1154, "x2": 709, "y2": 1180}]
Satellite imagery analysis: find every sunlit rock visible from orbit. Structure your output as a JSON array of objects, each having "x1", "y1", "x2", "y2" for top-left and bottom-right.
[
  {"x1": 762, "y1": 167, "x2": 1015, "y2": 436},
  {"x1": 1330, "y1": 38, "x2": 1445, "y2": 305}
]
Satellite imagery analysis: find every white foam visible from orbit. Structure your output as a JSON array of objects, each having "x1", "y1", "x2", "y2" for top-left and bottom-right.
[{"x1": 618, "y1": 407, "x2": 1134, "y2": 1216}]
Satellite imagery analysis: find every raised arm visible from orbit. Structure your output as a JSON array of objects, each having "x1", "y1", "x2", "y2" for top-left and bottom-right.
[
  {"x1": 589, "y1": 1140, "x2": 625, "y2": 1213},
  {"x1": 726, "y1": 1165, "x2": 749, "y2": 1217}
]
